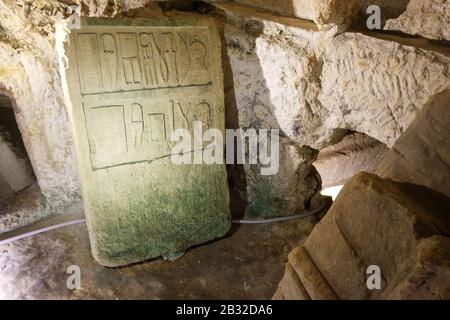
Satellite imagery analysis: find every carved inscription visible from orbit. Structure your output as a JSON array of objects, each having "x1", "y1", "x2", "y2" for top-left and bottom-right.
[
  {"x1": 83, "y1": 97, "x2": 214, "y2": 169},
  {"x1": 73, "y1": 26, "x2": 216, "y2": 169},
  {"x1": 75, "y1": 27, "x2": 212, "y2": 95}
]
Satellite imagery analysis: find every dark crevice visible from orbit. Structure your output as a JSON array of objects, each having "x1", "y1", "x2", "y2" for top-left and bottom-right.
[{"x1": 0, "y1": 93, "x2": 37, "y2": 202}]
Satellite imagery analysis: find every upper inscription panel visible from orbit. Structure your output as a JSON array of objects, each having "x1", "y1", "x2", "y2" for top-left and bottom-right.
[{"x1": 74, "y1": 27, "x2": 212, "y2": 95}]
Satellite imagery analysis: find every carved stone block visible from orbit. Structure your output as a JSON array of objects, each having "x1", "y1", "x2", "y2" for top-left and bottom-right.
[{"x1": 58, "y1": 17, "x2": 230, "y2": 267}]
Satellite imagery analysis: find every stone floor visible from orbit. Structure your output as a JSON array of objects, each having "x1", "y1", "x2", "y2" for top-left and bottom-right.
[{"x1": 0, "y1": 211, "x2": 318, "y2": 299}]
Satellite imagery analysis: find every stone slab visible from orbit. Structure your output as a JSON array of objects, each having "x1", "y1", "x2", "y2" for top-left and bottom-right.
[
  {"x1": 377, "y1": 89, "x2": 450, "y2": 198},
  {"x1": 385, "y1": 0, "x2": 450, "y2": 42},
  {"x1": 276, "y1": 173, "x2": 450, "y2": 300},
  {"x1": 58, "y1": 16, "x2": 230, "y2": 267},
  {"x1": 306, "y1": 173, "x2": 450, "y2": 298},
  {"x1": 219, "y1": 0, "x2": 360, "y2": 31},
  {"x1": 381, "y1": 236, "x2": 450, "y2": 300},
  {"x1": 304, "y1": 211, "x2": 369, "y2": 300}
]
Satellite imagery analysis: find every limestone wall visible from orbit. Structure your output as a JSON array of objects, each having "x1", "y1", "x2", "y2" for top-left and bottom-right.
[
  {"x1": 217, "y1": 2, "x2": 449, "y2": 216},
  {"x1": 220, "y1": 0, "x2": 449, "y2": 41},
  {"x1": 0, "y1": 1, "x2": 81, "y2": 207},
  {"x1": 385, "y1": 0, "x2": 450, "y2": 42}
]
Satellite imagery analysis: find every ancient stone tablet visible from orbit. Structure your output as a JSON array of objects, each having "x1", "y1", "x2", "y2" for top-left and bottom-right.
[{"x1": 58, "y1": 17, "x2": 230, "y2": 267}]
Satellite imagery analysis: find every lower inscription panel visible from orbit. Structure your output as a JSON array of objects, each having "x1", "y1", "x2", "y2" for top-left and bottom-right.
[{"x1": 84, "y1": 96, "x2": 215, "y2": 169}]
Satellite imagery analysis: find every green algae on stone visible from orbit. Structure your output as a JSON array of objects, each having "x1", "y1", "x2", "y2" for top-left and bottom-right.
[
  {"x1": 245, "y1": 173, "x2": 288, "y2": 219},
  {"x1": 58, "y1": 16, "x2": 230, "y2": 267}
]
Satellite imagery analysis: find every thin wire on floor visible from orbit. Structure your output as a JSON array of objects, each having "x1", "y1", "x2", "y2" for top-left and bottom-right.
[{"x1": 0, "y1": 202, "x2": 327, "y2": 246}]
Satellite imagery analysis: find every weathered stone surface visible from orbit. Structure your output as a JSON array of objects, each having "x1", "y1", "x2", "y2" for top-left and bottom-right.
[
  {"x1": 381, "y1": 236, "x2": 450, "y2": 300},
  {"x1": 358, "y1": 0, "x2": 411, "y2": 24},
  {"x1": 274, "y1": 173, "x2": 450, "y2": 299},
  {"x1": 226, "y1": 0, "x2": 415, "y2": 32},
  {"x1": 0, "y1": 0, "x2": 102, "y2": 222},
  {"x1": 314, "y1": 132, "x2": 388, "y2": 188},
  {"x1": 385, "y1": 0, "x2": 450, "y2": 42},
  {"x1": 0, "y1": 34, "x2": 79, "y2": 206},
  {"x1": 323, "y1": 173, "x2": 450, "y2": 280},
  {"x1": 272, "y1": 262, "x2": 311, "y2": 300},
  {"x1": 224, "y1": 20, "x2": 326, "y2": 217},
  {"x1": 313, "y1": 0, "x2": 361, "y2": 31},
  {"x1": 0, "y1": 184, "x2": 75, "y2": 234},
  {"x1": 304, "y1": 197, "x2": 370, "y2": 299},
  {"x1": 228, "y1": 0, "x2": 316, "y2": 20},
  {"x1": 58, "y1": 17, "x2": 230, "y2": 267},
  {"x1": 377, "y1": 89, "x2": 450, "y2": 198},
  {"x1": 319, "y1": 32, "x2": 450, "y2": 148},
  {"x1": 222, "y1": 5, "x2": 450, "y2": 150},
  {"x1": 1, "y1": 0, "x2": 449, "y2": 227},
  {"x1": 0, "y1": 0, "x2": 168, "y2": 231},
  {"x1": 221, "y1": 3, "x2": 450, "y2": 217},
  {"x1": 223, "y1": 0, "x2": 360, "y2": 31},
  {"x1": 287, "y1": 246, "x2": 339, "y2": 300}
]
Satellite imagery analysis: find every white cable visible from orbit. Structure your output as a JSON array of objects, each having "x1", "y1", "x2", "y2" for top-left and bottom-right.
[
  {"x1": 0, "y1": 219, "x2": 86, "y2": 246},
  {"x1": 232, "y1": 201, "x2": 327, "y2": 224},
  {"x1": 0, "y1": 202, "x2": 327, "y2": 246}
]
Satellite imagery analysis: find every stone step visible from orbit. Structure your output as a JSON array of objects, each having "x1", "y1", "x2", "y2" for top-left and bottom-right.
[
  {"x1": 288, "y1": 246, "x2": 339, "y2": 300},
  {"x1": 275, "y1": 172, "x2": 450, "y2": 299}
]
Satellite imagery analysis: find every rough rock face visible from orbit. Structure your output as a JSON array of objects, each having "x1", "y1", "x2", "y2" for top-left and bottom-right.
[
  {"x1": 274, "y1": 173, "x2": 450, "y2": 300},
  {"x1": 224, "y1": 5, "x2": 450, "y2": 150},
  {"x1": 221, "y1": 3, "x2": 450, "y2": 216},
  {"x1": 385, "y1": 0, "x2": 450, "y2": 42},
  {"x1": 223, "y1": 1, "x2": 450, "y2": 41},
  {"x1": 221, "y1": 1, "x2": 416, "y2": 32},
  {"x1": 0, "y1": 0, "x2": 162, "y2": 229},
  {"x1": 0, "y1": 0, "x2": 100, "y2": 208},
  {"x1": 382, "y1": 236, "x2": 450, "y2": 300},
  {"x1": 358, "y1": 0, "x2": 411, "y2": 24},
  {"x1": 272, "y1": 261, "x2": 311, "y2": 300},
  {"x1": 314, "y1": 132, "x2": 388, "y2": 188},
  {"x1": 229, "y1": 0, "x2": 314, "y2": 19},
  {"x1": 273, "y1": 245, "x2": 338, "y2": 300},
  {"x1": 313, "y1": 0, "x2": 361, "y2": 31},
  {"x1": 227, "y1": 0, "x2": 361, "y2": 32},
  {"x1": 224, "y1": 19, "x2": 326, "y2": 217},
  {"x1": 377, "y1": 89, "x2": 450, "y2": 198},
  {"x1": 0, "y1": 183, "x2": 48, "y2": 234},
  {"x1": 0, "y1": 25, "x2": 78, "y2": 206},
  {"x1": 319, "y1": 33, "x2": 450, "y2": 147},
  {"x1": 1, "y1": 0, "x2": 450, "y2": 223}
]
